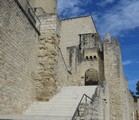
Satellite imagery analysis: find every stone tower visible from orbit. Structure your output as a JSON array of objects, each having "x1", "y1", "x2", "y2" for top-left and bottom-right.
[{"x1": 29, "y1": 0, "x2": 57, "y2": 13}]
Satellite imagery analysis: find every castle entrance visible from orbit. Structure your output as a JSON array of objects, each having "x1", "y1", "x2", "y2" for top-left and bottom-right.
[{"x1": 85, "y1": 68, "x2": 99, "y2": 85}]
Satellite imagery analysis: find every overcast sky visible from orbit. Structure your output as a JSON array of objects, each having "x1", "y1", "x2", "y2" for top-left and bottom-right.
[{"x1": 57, "y1": 0, "x2": 139, "y2": 92}]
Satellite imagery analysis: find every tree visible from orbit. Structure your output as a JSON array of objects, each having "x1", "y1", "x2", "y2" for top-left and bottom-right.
[
  {"x1": 129, "y1": 89, "x2": 135, "y2": 96},
  {"x1": 136, "y1": 80, "x2": 139, "y2": 96}
]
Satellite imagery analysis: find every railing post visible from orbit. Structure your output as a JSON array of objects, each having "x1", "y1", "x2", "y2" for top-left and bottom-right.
[
  {"x1": 77, "y1": 109, "x2": 80, "y2": 116},
  {"x1": 72, "y1": 94, "x2": 95, "y2": 120},
  {"x1": 85, "y1": 96, "x2": 87, "y2": 104}
]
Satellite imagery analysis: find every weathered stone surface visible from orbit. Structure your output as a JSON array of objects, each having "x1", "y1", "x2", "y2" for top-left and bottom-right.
[
  {"x1": 0, "y1": 0, "x2": 139, "y2": 119},
  {"x1": 0, "y1": 0, "x2": 38, "y2": 114},
  {"x1": 60, "y1": 16, "x2": 97, "y2": 65},
  {"x1": 103, "y1": 40, "x2": 123, "y2": 120},
  {"x1": 35, "y1": 33, "x2": 59, "y2": 101},
  {"x1": 33, "y1": 10, "x2": 74, "y2": 101}
]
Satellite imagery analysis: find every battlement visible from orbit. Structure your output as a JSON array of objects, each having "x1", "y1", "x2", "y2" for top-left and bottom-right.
[{"x1": 104, "y1": 33, "x2": 120, "y2": 47}]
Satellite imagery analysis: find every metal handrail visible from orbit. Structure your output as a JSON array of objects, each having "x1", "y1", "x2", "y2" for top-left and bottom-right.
[
  {"x1": 58, "y1": 47, "x2": 72, "y2": 74},
  {"x1": 71, "y1": 94, "x2": 94, "y2": 120}
]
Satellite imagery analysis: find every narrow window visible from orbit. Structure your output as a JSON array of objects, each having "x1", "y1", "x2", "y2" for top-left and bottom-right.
[
  {"x1": 90, "y1": 56, "x2": 93, "y2": 60},
  {"x1": 94, "y1": 56, "x2": 97, "y2": 60}
]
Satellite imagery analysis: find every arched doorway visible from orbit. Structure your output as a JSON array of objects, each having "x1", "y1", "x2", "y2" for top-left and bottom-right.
[{"x1": 85, "y1": 68, "x2": 99, "y2": 85}]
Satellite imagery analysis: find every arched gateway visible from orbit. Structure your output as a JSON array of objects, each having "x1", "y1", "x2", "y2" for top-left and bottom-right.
[{"x1": 85, "y1": 68, "x2": 99, "y2": 85}]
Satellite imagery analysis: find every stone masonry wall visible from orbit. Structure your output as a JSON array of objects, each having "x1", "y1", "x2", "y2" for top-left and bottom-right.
[
  {"x1": 122, "y1": 77, "x2": 137, "y2": 120},
  {"x1": 127, "y1": 90, "x2": 136, "y2": 120},
  {"x1": 103, "y1": 39, "x2": 124, "y2": 120},
  {"x1": 36, "y1": 32, "x2": 58, "y2": 101},
  {"x1": 122, "y1": 78, "x2": 131, "y2": 120},
  {"x1": 0, "y1": 0, "x2": 38, "y2": 114},
  {"x1": 35, "y1": 13, "x2": 70, "y2": 101},
  {"x1": 104, "y1": 38, "x2": 139, "y2": 120},
  {"x1": 60, "y1": 16, "x2": 97, "y2": 65},
  {"x1": 56, "y1": 48, "x2": 72, "y2": 91}
]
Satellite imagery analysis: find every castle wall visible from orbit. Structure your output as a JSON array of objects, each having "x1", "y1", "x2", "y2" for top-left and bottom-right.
[
  {"x1": 127, "y1": 91, "x2": 136, "y2": 120},
  {"x1": 122, "y1": 78, "x2": 130, "y2": 120},
  {"x1": 122, "y1": 77, "x2": 138, "y2": 120},
  {"x1": 103, "y1": 39, "x2": 139, "y2": 120},
  {"x1": 36, "y1": 11, "x2": 80, "y2": 100},
  {"x1": 35, "y1": 13, "x2": 60, "y2": 101},
  {"x1": 35, "y1": 12, "x2": 71, "y2": 100},
  {"x1": 60, "y1": 16, "x2": 97, "y2": 65},
  {"x1": 103, "y1": 39, "x2": 124, "y2": 119},
  {"x1": 0, "y1": 0, "x2": 38, "y2": 114},
  {"x1": 0, "y1": 0, "x2": 138, "y2": 118}
]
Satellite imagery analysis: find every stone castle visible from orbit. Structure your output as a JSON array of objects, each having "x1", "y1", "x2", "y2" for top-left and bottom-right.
[{"x1": 0, "y1": 0, "x2": 139, "y2": 120}]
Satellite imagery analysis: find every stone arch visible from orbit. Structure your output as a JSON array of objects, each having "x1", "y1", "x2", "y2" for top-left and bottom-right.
[{"x1": 85, "y1": 68, "x2": 99, "y2": 85}]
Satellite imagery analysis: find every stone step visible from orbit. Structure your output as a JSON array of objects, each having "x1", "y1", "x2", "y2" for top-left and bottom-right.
[
  {"x1": 23, "y1": 86, "x2": 98, "y2": 118},
  {"x1": 0, "y1": 115, "x2": 72, "y2": 120}
]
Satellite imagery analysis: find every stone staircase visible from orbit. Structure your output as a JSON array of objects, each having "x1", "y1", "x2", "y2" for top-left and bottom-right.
[
  {"x1": 72, "y1": 87, "x2": 104, "y2": 120},
  {"x1": 22, "y1": 86, "x2": 97, "y2": 120}
]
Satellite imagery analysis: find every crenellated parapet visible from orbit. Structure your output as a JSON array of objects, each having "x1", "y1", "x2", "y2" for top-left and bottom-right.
[{"x1": 104, "y1": 33, "x2": 111, "y2": 43}]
